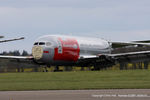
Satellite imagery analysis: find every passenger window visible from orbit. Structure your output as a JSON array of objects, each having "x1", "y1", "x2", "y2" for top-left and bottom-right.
[
  {"x1": 34, "y1": 42, "x2": 38, "y2": 45},
  {"x1": 39, "y1": 42, "x2": 45, "y2": 45}
]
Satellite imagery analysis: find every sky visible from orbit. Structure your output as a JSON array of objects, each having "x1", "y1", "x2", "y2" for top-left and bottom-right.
[{"x1": 0, "y1": 0, "x2": 150, "y2": 53}]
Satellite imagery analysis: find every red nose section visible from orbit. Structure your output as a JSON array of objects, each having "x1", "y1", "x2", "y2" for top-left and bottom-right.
[{"x1": 54, "y1": 37, "x2": 80, "y2": 62}]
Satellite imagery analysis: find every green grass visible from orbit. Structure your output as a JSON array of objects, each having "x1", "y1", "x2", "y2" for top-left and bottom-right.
[{"x1": 0, "y1": 70, "x2": 150, "y2": 91}]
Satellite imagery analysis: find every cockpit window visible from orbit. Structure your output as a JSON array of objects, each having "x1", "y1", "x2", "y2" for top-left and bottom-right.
[
  {"x1": 34, "y1": 42, "x2": 49, "y2": 46},
  {"x1": 39, "y1": 42, "x2": 45, "y2": 45},
  {"x1": 46, "y1": 42, "x2": 52, "y2": 46},
  {"x1": 34, "y1": 42, "x2": 38, "y2": 45}
]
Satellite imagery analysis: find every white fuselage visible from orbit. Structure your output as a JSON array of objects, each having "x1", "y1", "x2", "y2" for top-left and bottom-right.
[{"x1": 32, "y1": 35, "x2": 111, "y2": 66}]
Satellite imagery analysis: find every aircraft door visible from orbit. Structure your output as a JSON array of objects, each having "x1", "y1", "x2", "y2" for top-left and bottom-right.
[{"x1": 58, "y1": 40, "x2": 62, "y2": 54}]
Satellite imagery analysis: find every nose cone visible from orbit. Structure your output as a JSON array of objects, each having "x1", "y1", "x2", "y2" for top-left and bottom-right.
[{"x1": 32, "y1": 46, "x2": 43, "y2": 60}]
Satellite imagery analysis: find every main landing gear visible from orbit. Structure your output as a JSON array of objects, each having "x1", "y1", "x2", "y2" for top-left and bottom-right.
[
  {"x1": 54, "y1": 66, "x2": 63, "y2": 72},
  {"x1": 43, "y1": 67, "x2": 48, "y2": 72},
  {"x1": 43, "y1": 65, "x2": 51, "y2": 72},
  {"x1": 43, "y1": 65, "x2": 63, "y2": 72}
]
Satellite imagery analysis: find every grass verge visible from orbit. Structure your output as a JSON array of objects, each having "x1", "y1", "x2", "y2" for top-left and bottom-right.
[{"x1": 0, "y1": 70, "x2": 150, "y2": 91}]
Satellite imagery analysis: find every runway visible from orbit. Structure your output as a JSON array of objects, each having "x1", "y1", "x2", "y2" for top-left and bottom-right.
[{"x1": 1, "y1": 89, "x2": 150, "y2": 100}]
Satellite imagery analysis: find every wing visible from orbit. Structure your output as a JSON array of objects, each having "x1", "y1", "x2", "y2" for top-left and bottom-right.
[
  {"x1": 132, "y1": 40, "x2": 150, "y2": 43},
  {"x1": 0, "y1": 55, "x2": 46, "y2": 65},
  {"x1": 0, "y1": 55, "x2": 33, "y2": 59},
  {"x1": 79, "y1": 50, "x2": 150, "y2": 66},
  {"x1": 112, "y1": 42, "x2": 150, "y2": 48},
  {"x1": 0, "y1": 55, "x2": 36, "y2": 64},
  {"x1": 112, "y1": 42, "x2": 132, "y2": 48},
  {"x1": 0, "y1": 37, "x2": 25, "y2": 43}
]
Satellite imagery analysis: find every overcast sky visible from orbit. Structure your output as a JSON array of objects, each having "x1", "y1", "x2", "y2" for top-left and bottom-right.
[{"x1": 0, "y1": 0, "x2": 150, "y2": 53}]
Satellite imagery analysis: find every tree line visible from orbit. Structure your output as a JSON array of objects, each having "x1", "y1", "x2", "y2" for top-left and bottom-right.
[
  {"x1": 0, "y1": 50, "x2": 38, "y2": 72},
  {"x1": 0, "y1": 50, "x2": 30, "y2": 56}
]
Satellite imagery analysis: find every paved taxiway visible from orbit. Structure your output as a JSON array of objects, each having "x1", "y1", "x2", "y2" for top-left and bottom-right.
[{"x1": 1, "y1": 89, "x2": 150, "y2": 100}]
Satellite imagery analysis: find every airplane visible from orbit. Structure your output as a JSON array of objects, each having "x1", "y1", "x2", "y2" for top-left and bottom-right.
[{"x1": 0, "y1": 35, "x2": 150, "y2": 71}]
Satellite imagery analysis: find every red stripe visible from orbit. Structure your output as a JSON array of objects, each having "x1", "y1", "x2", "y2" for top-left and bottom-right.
[
  {"x1": 53, "y1": 37, "x2": 80, "y2": 62},
  {"x1": 44, "y1": 51, "x2": 49, "y2": 53}
]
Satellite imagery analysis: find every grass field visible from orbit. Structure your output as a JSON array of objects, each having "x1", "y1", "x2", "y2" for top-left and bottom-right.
[{"x1": 0, "y1": 70, "x2": 150, "y2": 91}]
